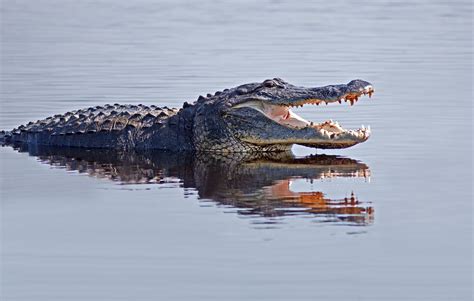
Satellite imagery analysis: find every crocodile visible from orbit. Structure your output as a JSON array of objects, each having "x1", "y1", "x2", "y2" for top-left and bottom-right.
[
  {"x1": 0, "y1": 78, "x2": 374, "y2": 152},
  {"x1": 8, "y1": 144, "x2": 374, "y2": 225}
]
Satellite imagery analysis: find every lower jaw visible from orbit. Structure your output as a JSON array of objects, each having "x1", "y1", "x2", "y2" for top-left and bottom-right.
[
  {"x1": 264, "y1": 106, "x2": 369, "y2": 139},
  {"x1": 252, "y1": 141, "x2": 360, "y2": 150},
  {"x1": 298, "y1": 141, "x2": 360, "y2": 149}
]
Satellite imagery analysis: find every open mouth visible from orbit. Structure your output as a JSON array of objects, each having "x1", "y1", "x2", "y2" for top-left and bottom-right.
[{"x1": 233, "y1": 84, "x2": 374, "y2": 142}]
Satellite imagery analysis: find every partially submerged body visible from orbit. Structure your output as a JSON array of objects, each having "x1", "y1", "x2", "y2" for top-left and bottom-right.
[{"x1": 1, "y1": 78, "x2": 374, "y2": 152}]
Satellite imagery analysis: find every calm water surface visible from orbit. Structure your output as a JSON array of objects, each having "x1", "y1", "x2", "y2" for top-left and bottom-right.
[{"x1": 1, "y1": 0, "x2": 472, "y2": 300}]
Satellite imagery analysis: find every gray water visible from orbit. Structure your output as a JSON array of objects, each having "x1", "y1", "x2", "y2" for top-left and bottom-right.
[{"x1": 0, "y1": 0, "x2": 472, "y2": 300}]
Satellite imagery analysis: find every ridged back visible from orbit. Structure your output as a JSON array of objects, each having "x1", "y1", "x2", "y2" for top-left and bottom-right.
[{"x1": 11, "y1": 104, "x2": 178, "y2": 136}]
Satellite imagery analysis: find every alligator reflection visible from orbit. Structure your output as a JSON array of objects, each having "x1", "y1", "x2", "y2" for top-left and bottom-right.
[{"x1": 13, "y1": 144, "x2": 374, "y2": 226}]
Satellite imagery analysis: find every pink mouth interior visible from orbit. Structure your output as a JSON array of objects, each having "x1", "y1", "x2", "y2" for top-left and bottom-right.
[{"x1": 262, "y1": 103, "x2": 309, "y2": 128}]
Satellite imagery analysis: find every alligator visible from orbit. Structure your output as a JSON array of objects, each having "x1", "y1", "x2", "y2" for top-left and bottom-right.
[
  {"x1": 0, "y1": 78, "x2": 374, "y2": 152},
  {"x1": 8, "y1": 144, "x2": 374, "y2": 225}
]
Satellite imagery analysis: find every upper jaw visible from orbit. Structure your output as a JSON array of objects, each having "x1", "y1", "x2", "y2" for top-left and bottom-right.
[
  {"x1": 229, "y1": 80, "x2": 374, "y2": 107},
  {"x1": 280, "y1": 82, "x2": 374, "y2": 107}
]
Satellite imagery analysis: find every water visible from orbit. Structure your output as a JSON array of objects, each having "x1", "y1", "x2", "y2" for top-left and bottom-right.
[{"x1": 1, "y1": 0, "x2": 472, "y2": 300}]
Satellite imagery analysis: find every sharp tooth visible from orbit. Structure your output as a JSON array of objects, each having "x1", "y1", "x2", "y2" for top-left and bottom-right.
[
  {"x1": 367, "y1": 125, "x2": 371, "y2": 132},
  {"x1": 362, "y1": 125, "x2": 365, "y2": 130}
]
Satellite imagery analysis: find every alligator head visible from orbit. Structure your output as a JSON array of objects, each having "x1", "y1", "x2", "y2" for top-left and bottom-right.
[{"x1": 193, "y1": 78, "x2": 374, "y2": 152}]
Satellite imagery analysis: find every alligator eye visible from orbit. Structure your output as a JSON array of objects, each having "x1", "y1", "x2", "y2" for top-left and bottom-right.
[{"x1": 263, "y1": 80, "x2": 276, "y2": 88}]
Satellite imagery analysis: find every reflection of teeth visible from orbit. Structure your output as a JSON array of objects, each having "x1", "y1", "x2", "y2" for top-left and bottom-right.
[{"x1": 319, "y1": 129, "x2": 330, "y2": 137}]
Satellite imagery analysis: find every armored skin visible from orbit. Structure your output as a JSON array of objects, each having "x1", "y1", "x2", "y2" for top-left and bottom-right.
[{"x1": 0, "y1": 78, "x2": 374, "y2": 152}]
